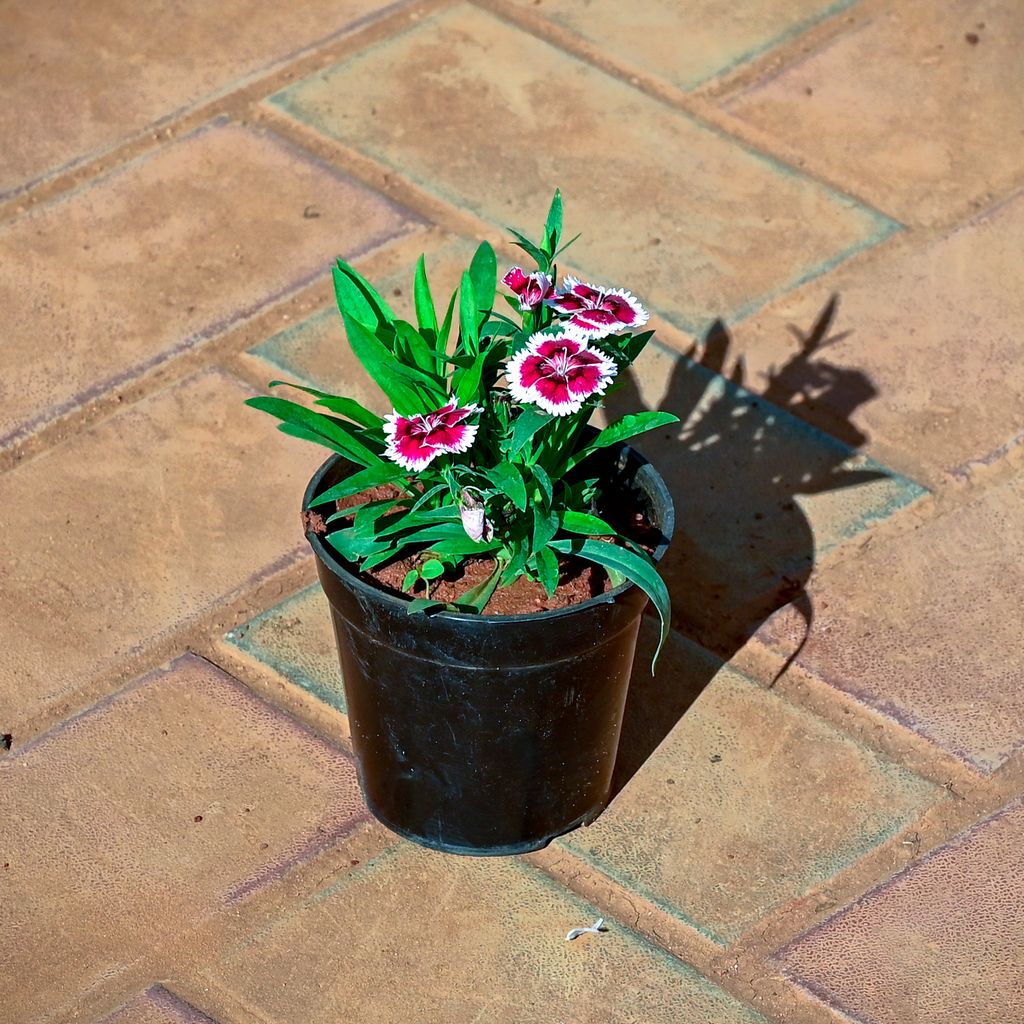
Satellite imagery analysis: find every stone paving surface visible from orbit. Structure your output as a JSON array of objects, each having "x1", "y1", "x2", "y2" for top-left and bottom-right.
[{"x1": 1, "y1": 2, "x2": 1021, "y2": 1022}]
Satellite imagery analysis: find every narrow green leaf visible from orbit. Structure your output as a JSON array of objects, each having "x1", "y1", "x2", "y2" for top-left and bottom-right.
[
  {"x1": 468, "y1": 241, "x2": 497, "y2": 321},
  {"x1": 438, "y1": 289, "x2": 458, "y2": 352},
  {"x1": 507, "y1": 407, "x2": 552, "y2": 457},
  {"x1": 394, "y1": 319, "x2": 438, "y2": 376},
  {"x1": 409, "y1": 482, "x2": 449, "y2": 514},
  {"x1": 268, "y1": 380, "x2": 383, "y2": 429},
  {"x1": 531, "y1": 504, "x2": 559, "y2": 552},
  {"x1": 564, "y1": 411, "x2": 680, "y2": 471},
  {"x1": 406, "y1": 598, "x2": 447, "y2": 615},
  {"x1": 454, "y1": 347, "x2": 488, "y2": 406},
  {"x1": 413, "y1": 255, "x2": 439, "y2": 338},
  {"x1": 333, "y1": 259, "x2": 396, "y2": 332},
  {"x1": 247, "y1": 396, "x2": 382, "y2": 467},
  {"x1": 561, "y1": 510, "x2": 616, "y2": 537},
  {"x1": 552, "y1": 231, "x2": 581, "y2": 260},
  {"x1": 530, "y1": 463, "x2": 554, "y2": 508},
  {"x1": 543, "y1": 189, "x2": 563, "y2": 254},
  {"x1": 341, "y1": 309, "x2": 443, "y2": 414},
  {"x1": 307, "y1": 463, "x2": 406, "y2": 509},
  {"x1": 454, "y1": 559, "x2": 505, "y2": 613},
  {"x1": 375, "y1": 503, "x2": 460, "y2": 538},
  {"x1": 326, "y1": 527, "x2": 390, "y2": 562},
  {"x1": 509, "y1": 228, "x2": 549, "y2": 271},
  {"x1": 276, "y1": 421, "x2": 350, "y2": 455},
  {"x1": 500, "y1": 540, "x2": 529, "y2": 586},
  {"x1": 551, "y1": 538, "x2": 671, "y2": 671},
  {"x1": 485, "y1": 463, "x2": 527, "y2": 511},
  {"x1": 459, "y1": 270, "x2": 479, "y2": 354},
  {"x1": 535, "y1": 545, "x2": 559, "y2": 596}
]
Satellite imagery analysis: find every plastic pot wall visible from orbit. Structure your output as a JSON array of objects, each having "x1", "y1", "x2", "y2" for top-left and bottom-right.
[{"x1": 304, "y1": 444, "x2": 674, "y2": 856}]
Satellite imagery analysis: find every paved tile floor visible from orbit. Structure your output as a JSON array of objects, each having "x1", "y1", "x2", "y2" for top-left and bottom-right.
[{"x1": 2, "y1": 2, "x2": 1022, "y2": 1021}]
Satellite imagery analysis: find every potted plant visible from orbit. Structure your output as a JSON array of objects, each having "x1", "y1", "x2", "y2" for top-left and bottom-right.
[{"x1": 248, "y1": 193, "x2": 677, "y2": 855}]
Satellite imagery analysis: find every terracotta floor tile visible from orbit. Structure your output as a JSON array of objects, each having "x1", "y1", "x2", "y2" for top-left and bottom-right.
[
  {"x1": 561, "y1": 634, "x2": 940, "y2": 944},
  {"x1": 0, "y1": 0, "x2": 401, "y2": 196},
  {"x1": 727, "y1": 0, "x2": 1024, "y2": 226},
  {"x1": 778, "y1": 800, "x2": 1024, "y2": 1024},
  {"x1": 0, "y1": 656, "x2": 364, "y2": 1023},
  {"x1": 200, "y1": 843, "x2": 768, "y2": 1022},
  {"x1": 0, "y1": 121, "x2": 415, "y2": 448},
  {"x1": 268, "y1": 4, "x2": 894, "y2": 335},
  {"x1": 608, "y1": 340, "x2": 925, "y2": 652},
  {"x1": 504, "y1": 0, "x2": 855, "y2": 90},
  {"x1": 0, "y1": 370, "x2": 322, "y2": 731},
  {"x1": 723, "y1": 192, "x2": 1024, "y2": 486},
  {"x1": 225, "y1": 584, "x2": 345, "y2": 714},
  {"x1": 99, "y1": 986, "x2": 217, "y2": 1024},
  {"x1": 757, "y1": 471, "x2": 1024, "y2": 771}
]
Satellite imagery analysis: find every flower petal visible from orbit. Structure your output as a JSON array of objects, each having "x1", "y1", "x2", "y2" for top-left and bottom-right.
[
  {"x1": 383, "y1": 412, "x2": 442, "y2": 471},
  {"x1": 502, "y1": 266, "x2": 529, "y2": 294}
]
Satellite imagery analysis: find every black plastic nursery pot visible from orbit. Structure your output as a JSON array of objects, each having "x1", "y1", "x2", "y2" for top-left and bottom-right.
[{"x1": 304, "y1": 443, "x2": 674, "y2": 856}]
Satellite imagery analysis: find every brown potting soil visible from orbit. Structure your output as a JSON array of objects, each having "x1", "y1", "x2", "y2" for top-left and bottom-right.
[{"x1": 304, "y1": 484, "x2": 654, "y2": 615}]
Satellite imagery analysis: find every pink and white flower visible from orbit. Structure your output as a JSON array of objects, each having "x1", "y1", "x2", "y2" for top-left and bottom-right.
[
  {"x1": 506, "y1": 330, "x2": 617, "y2": 417},
  {"x1": 383, "y1": 402, "x2": 480, "y2": 471},
  {"x1": 502, "y1": 266, "x2": 554, "y2": 311},
  {"x1": 547, "y1": 277, "x2": 649, "y2": 338}
]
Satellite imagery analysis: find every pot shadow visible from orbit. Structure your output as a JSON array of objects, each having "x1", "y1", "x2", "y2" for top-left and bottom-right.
[{"x1": 608, "y1": 296, "x2": 884, "y2": 797}]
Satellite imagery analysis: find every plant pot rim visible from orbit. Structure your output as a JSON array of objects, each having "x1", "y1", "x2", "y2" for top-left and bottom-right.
[{"x1": 303, "y1": 443, "x2": 674, "y2": 625}]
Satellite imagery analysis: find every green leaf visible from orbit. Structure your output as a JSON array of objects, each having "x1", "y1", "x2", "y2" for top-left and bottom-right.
[
  {"x1": 276, "y1": 421, "x2": 349, "y2": 455},
  {"x1": 438, "y1": 289, "x2": 458, "y2": 352},
  {"x1": 468, "y1": 241, "x2": 497, "y2": 322},
  {"x1": 507, "y1": 407, "x2": 552, "y2": 457},
  {"x1": 413, "y1": 255, "x2": 439, "y2": 339},
  {"x1": 454, "y1": 559, "x2": 505, "y2": 613},
  {"x1": 406, "y1": 598, "x2": 448, "y2": 615},
  {"x1": 409, "y1": 482, "x2": 449, "y2": 514},
  {"x1": 454, "y1": 348, "x2": 488, "y2": 406},
  {"x1": 622, "y1": 329, "x2": 656, "y2": 363},
  {"x1": 543, "y1": 189, "x2": 563, "y2": 254},
  {"x1": 529, "y1": 463, "x2": 554, "y2": 508},
  {"x1": 246, "y1": 396, "x2": 383, "y2": 467},
  {"x1": 535, "y1": 545, "x2": 559, "y2": 596},
  {"x1": 531, "y1": 504, "x2": 559, "y2": 552},
  {"x1": 341, "y1": 309, "x2": 443, "y2": 414},
  {"x1": 394, "y1": 319, "x2": 438, "y2": 376},
  {"x1": 267, "y1": 380, "x2": 382, "y2": 429},
  {"x1": 564, "y1": 411, "x2": 680, "y2": 471},
  {"x1": 376, "y1": 503, "x2": 460, "y2": 538},
  {"x1": 550, "y1": 538, "x2": 671, "y2": 671},
  {"x1": 508, "y1": 228, "x2": 549, "y2": 271},
  {"x1": 552, "y1": 231, "x2": 581, "y2": 260},
  {"x1": 332, "y1": 261, "x2": 396, "y2": 335},
  {"x1": 352, "y1": 498, "x2": 404, "y2": 537},
  {"x1": 500, "y1": 539, "x2": 529, "y2": 586},
  {"x1": 327, "y1": 527, "x2": 390, "y2": 562},
  {"x1": 561, "y1": 510, "x2": 616, "y2": 537},
  {"x1": 485, "y1": 463, "x2": 527, "y2": 511},
  {"x1": 401, "y1": 568, "x2": 419, "y2": 591},
  {"x1": 421, "y1": 536, "x2": 501, "y2": 558},
  {"x1": 393, "y1": 521, "x2": 484, "y2": 548},
  {"x1": 420, "y1": 558, "x2": 445, "y2": 581},
  {"x1": 458, "y1": 270, "x2": 479, "y2": 354},
  {"x1": 307, "y1": 463, "x2": 406, "y2": 508}
]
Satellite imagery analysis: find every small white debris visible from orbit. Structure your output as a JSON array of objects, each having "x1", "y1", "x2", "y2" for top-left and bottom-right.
[{"x1": 565, "y1": 918, "x2": 608, "y2": 941}]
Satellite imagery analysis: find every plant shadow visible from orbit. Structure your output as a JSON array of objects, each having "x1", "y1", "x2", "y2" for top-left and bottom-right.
[{"x1": 607, "y1": 296, "x2": 884, "y2": 797}]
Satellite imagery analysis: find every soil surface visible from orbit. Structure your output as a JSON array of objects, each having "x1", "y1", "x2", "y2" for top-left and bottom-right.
[{"x1": 304, "y1": 483, "x2": 655, "y2": 615}]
